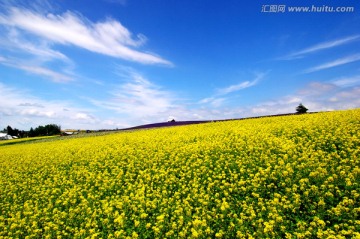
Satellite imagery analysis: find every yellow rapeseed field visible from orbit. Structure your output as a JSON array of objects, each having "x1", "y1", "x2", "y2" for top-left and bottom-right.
[{"x1": 0, "y1": 109, "x2": 359, "y2": 238}]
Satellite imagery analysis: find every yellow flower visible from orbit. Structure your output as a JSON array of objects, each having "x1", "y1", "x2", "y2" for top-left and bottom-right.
[
  {"x1": 131, "y1": 232, "x2": 138, "y2": 238},
  {"x1": 1, "y1": 109, "x2": 359, "y2": 239},
  {"x1": 191, "y1": 228, "x2": 199, "y2": 238}
]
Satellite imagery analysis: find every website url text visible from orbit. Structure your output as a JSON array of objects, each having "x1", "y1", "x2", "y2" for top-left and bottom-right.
[{"x1": 261, "y1": 5, "x2": 355, "y2": 13}]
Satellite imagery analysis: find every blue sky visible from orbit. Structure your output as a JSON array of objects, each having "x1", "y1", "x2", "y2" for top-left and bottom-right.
[{"x1": 1, "y1": 0, "x2": 360, "y2": 130}]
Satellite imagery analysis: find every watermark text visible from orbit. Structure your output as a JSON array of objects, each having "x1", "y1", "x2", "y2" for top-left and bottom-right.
[{"x1": 261, "y1": 5, "x2": 355, "y2": 13}]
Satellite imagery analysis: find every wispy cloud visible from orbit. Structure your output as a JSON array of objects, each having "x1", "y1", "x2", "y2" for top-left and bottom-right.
[
  {"x1": 217, "y1": 80, "x2": 257, "y2": 95},
  {"x1": 1, "y1": 28, "x2": 70, "y2": 62},
  {"x1": 89, "y1": 71, "x2": 176, "y2": 118},
  {"x1": 199, "y1": 97, "x2": 226, "y2": 107},
  {"x1": 280, "y1": 35, "x2": 360, "y2": 60},
  {"x1": 198, "y1": 72, "x2": 266, "y2": 108},
  {"x1": 18, "y1": 41, "x2": 68, "y2": 61},
  {"x1": 216, "y1": 72, "x2": 265, "y2": 95},
  {"x1": 0, "y1": 21, "x2": 76, "y2": 83},
  {"x1": 0, "y1": 82, "x2": 101, "y2": 129},
  {"x1": 331, "y1": 75, "x2": 360, "y2": 87},
  {"x1": 297, "y1": 82, "x2": 336, "y2": 96},
  {"x1": 18, "y1": 64, "x2": 74, "y2": 82},
  {"x1": 0, "y1": 7, "x2": 172, "y2": 65},
  {"x1": 18, "y1": 102, "x2": 44, "y2": 108},
  {"x1": 304, "y1": 54, "x2": 360, "y2": 73},
  {"x1": 248, "y1": 80, "x2": 360, "y2": 116},
  {"x1": 196, "y1": 82, "x2": 357, "y2": 120},
  {"x1": 0, "y1": 55, "x2": 73, "y2": 82}
]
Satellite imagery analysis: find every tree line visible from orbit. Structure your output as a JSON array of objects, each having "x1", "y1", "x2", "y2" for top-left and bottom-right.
[{"x1": 2, "y1": 124, "x2": 61, "y2": 138}]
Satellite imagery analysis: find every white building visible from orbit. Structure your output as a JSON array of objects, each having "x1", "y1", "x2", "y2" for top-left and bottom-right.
[{"x1": 0, "y1": 133, "x2": 13, "y2": 140}]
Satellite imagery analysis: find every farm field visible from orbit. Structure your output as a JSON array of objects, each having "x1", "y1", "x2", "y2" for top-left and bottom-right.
[
  {"x1": 0, "y1": 109, "x2": 359, "y2": 238},
  {"x1": 0, "y1": 136, "x2": 59, "y2": 146}
]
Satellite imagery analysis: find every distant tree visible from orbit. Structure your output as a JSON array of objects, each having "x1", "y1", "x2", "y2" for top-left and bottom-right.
[
  {"x1": 5, "y1": 125, "x2": 21, "y2": 137},
  {"x1": 19, "y1": 130, "x2": 26, "y2": 138},
  {"x1": 296, "y1": 103, "x2": 308, "y2": 114},
  {"x1": 29, "y1": 127, "x2": 35, "y2": 137},
  {"x1": 30, "y1": 124, "x2": 61, "y2": 137},
  {"x1": 34, "y1": 125, "x2": 46, "y2": 136},
  {"x1": 45, "y1": 124, "x2": 61, "y2": 135},
  {"x1": 6, "y1": 125, "x2": 14, "y2": 136}
]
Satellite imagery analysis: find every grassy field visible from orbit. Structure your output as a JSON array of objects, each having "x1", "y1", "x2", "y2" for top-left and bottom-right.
[
  {"x1": 0, "y1": 109, "x2": 359, "y2": 238},
  {"x1": 0, "y1": 136, "x2": 59, "y2": 146}
]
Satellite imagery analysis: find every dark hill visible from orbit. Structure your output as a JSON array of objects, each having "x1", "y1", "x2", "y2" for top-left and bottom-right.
[
  {"x1": 120, "y1": 112, "x2": 318, "y2": 131},
  {"x1": 121, "y1": 120, "x2": 211, "y2": 130}
]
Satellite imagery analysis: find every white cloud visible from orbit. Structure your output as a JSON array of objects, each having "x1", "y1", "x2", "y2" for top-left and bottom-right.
[
  {"x1": 247, "y1": 81, "x2": 360, "y2": 116},
  {"x1": 19, "y1": 108, "x2": 56, "y2": 117},
  {"x1": 304, "y1": 54, "x2": 360, "y2": 73},
  {"x1": 210, "y1": 98, "x2": 226, "y2": 108},
  {"x1": 198, "y1": 72, "x2": 266, "y2": 109},
  {"x1": 280, "y1": 35, "x2": 360, "y2": 60},
  {"x1": 0, "y1": 82, "x2": 102, "y2": 129},
  {"x1": 197, "y1": 73, "x2": 267, "y2": 108},
  {"x1": 89, "y1": 71, "x2": 176, "y2": 118},
  {"x1": 18, "y1": 102, "x2": 44, "y2": 108},
  {"x1": 0, "y1": 24, "x2": 75, "y2": 83},
  {"x1": 101, "y1": 119, "x2": 131, "y2": 129},
  {"x1": 0, "y1": 55, "x2": 73, "y2": 82},
  {"x1": 2, "y1": 77, "x2": 358, "y2": 131},
  {"x1": 198, "y1": 97, "x2": 213, "y2": 104},
  {"x1": 1, "y1": 28, "x2": 69, "y2": 62},
  {"x1": 331, "y1": 75, "x2": 360, "y2": 87},
  {"x1": 86, "y1": 73, "x2": 360, "y2": 125},
  {"x1": 196, "y1": 78, "x2": 360, "y2": 120},
  {"x1": 297, "y1": 82, "x2": 336, "y2": 96},
  {"x1": 73, "y1": 113, "x2": 95, "y2": 121},
  {"x1": 0, "y1": 7, "x2": 171, "y2": 65},
  {"x1": 19, "y1": 64, "x2": 73, "y2": 82},
  {"x1": 199, "y1": 97, "x2": 226, "y2": 107},
  {"x1": 217, "y1": 81, "x2": 256, "y2": 95},
  {"x1": 216, "y1": 72, "x2": 265, "y2": 95}
]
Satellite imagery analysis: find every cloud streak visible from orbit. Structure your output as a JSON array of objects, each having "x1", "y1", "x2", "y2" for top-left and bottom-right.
[
  {"x1": 217, "y1": 81, "x2": 256, "y2": 95},
  {"x1": 0, "y1": 55, "x2": 73, "y2": 82},
  {"x1": 216, "y1": 72, "x2": 265, "y2": 95},
  {"x1": 199, "y1": 97, "x2": 226, "y2": 108},
  {"x1": 89, "y1": 71, "x2": 176, "y2": 118},
  {"x1": 197, "y1": 73, "x2": 266, "y2": 108},
  {"x1": 331, "y1": 75, "x2": 360, "y2": 87},
  {"x1": 0, "y1": 27, "x2": 70, "y2": 63},
  {"x1": 280, "y1": 35, "x2": 360, "y2": 60},
  {"x1": 0, "y1": 7, "x2": 172, "y2": 65},
  {"x1": 304, "y1": 54, "x2": 360, "y2": 73}
]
